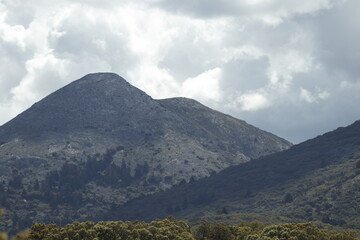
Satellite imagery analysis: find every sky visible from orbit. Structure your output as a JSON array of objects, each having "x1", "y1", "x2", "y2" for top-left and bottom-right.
[{"x1": 0, "y1": 0, "x2": 359, "y2": 143}]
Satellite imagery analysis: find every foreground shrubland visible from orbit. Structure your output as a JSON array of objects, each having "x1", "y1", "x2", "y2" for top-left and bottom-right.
[{"x1": 1, "y1": 217, "x2": 357, "y2": 240}]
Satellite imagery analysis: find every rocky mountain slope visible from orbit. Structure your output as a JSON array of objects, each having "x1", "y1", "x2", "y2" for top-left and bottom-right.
[
  {"x1": 108, "y1": 120, "x2": 360, "y2": 230},
  {"x1": 0, "y1": 73, "x2": 290, "y2": 233}
]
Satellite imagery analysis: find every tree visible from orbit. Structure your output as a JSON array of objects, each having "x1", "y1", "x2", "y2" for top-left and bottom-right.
[
  {"x1": 283, "y1": 193, "x2": 294, "y2": 203},
  {"x1": 356, "y1": 160, "x2": 360, "y2": 168},
  {"x1": 221, "y1": 207, "x2": 229, "y2": 215},
  {"x1": 0, "y1": 209, "x2": 8, "y2": 240}
]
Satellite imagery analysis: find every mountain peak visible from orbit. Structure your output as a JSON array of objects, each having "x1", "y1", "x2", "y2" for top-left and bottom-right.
[
  {"x1": 74, "y1": 72, "x2": 129, "y2": 86},
  {"x1": 0, "y1": 72, "x2": 156, "y2": 141},
  {"x1": 66, "y1": 72, "x2": 142, "y2": 97}
]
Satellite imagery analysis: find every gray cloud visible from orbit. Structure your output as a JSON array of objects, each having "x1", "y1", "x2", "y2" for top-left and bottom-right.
[
  {"x1": 221, "y1": 57, "x2": 269, "y2": 92},
  {"x1": 313, "y1": 0, "x2": 360, "y2": 79},
  {"x1": 154, "y1": 0, "x2": 339, "y2": 22},
  {"x1": 154, "y1": 0, "x2": 245, "y2": 18},
  {"x1": 159, "y1": 34, "x2": 211, "y2": 81},
  {"x1": 0, "y1": 0, "x2": 359, "y2": 143}
]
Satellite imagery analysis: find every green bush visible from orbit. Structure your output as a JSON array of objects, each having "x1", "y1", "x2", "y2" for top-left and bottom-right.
[{"x1": 6, "y1": 217, "x2": 360, "y2": 240}]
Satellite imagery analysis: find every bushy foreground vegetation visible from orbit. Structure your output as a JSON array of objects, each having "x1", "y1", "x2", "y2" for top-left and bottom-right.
[
  {"x1": 1, "y1": 216, "x2": 358, "y2": 240},
  {"x1": 194, "y1": 221, "x2": 359, "y2": 240}
]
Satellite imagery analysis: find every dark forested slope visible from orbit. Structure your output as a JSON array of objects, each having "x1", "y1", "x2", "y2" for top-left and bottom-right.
[{"x1": 109, "y1": 120, "x2": 360, "y2": 229}]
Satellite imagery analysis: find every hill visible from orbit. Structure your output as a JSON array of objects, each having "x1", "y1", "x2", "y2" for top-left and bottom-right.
[
  {"x1": 107, "y1": 120, "x2": 360, "y2": 230},
  {"x1": 0, "y1": 73, "x2": 290, "y2": 234}
]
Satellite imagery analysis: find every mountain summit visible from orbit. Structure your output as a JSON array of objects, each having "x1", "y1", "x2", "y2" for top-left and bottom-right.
[
  {"x1": 0, "y1": 73, "x2": 164, "y2": 142},
  {"x1": 0, "y1": 73, "x2": 291, "y2": 233}
]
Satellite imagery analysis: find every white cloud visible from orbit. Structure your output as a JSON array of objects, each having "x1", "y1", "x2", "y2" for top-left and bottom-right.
[
  {"x1": 181, "y1": 68, "x2": 222, "y2": 102},
  {"x1": 11, "y1": 51, "x2": 69, "y2": 102},
  {"x1": 0, "y1": 22, "x2": 27, "y2": 50},
  {"x1": 300, "y1": 88, "x2": 316, "y2": 103},
  {"x1": 128, "y1": 64, "x2": 179, "y2": 99},
  {"x1": 238, "y1": 91, "x2": 269, "y2": 111}
]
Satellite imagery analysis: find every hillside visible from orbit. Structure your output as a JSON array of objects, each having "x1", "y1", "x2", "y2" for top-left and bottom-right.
[
  {"x1": 107, "y1": 120, "x2": 360, "y2": 230},
  {"x1": 0, "y1": 73, "x2": 290, "y2": 234}
]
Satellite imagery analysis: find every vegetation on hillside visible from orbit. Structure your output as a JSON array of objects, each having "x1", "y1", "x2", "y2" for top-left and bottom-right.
[
  {"x1": 2, "y1": 121, "x2": 359, "y2": 235},
  {"x1": 0, "y1": 145, "x2": 154, "y2": 235},
  {"x1": 104, "y1": 121, "x2": 360, "y2": 230},
  {"x1": 4, "y1": 217, "x2": 358, "y2": 240}
]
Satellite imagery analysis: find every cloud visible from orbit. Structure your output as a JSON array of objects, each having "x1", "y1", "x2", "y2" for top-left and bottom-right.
[
  {"x1": 300, "y1": 88, "x2": 329, "y2": 103},
  {"x1": 0, "y1": 0, "x2": 359, "y2": 143},
  {"x1": 221, "y1": 56, "x2": 269, "y2": 91},
  {"x1": 312, "y1": 0, "x2": 360, "y2": 79},
  {"x1": 238, "y1": 91, "x2": 269, "y2": 111},
  {"x1": 181, "y1": 68, "x2": 222, "y2": 102},
  {"x1": 153, "y1": 0, "x2": 339, "y2": 24}
]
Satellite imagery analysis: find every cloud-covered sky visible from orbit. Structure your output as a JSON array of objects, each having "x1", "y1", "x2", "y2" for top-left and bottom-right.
[{"x1": 1, "y1": 0, "x2": 359, "y2": 143}]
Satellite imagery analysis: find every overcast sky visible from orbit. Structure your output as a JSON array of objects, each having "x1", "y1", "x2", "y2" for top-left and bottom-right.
[{"x1": 0, "y1": 0, "x2": 359, "y2": 143}]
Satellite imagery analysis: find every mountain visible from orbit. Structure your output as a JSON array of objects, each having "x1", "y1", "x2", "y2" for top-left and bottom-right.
[
  {"x1": 0, "y1": 73, "x2": 291, "y2": 233},
  {"x1": 107, "y1": 120, "x2": 360, "y2": 230}
]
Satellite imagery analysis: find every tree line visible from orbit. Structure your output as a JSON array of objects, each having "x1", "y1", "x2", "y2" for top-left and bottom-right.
[{"x1": 0, "y1": 216, "x2": 357, "y2": 240}]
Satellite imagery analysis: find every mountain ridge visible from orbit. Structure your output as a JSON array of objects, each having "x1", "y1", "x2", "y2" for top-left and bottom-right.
[{"x1": 106, "y1": 119, "x2": 360, "y2": 229}]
